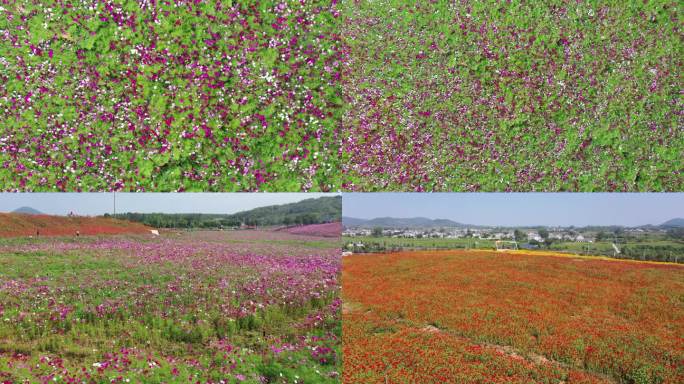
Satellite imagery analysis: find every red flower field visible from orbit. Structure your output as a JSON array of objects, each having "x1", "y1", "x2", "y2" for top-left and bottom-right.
[
  {"x1": 343, "y1": 250, "x2": 684, "y2": 383},
  {"x1": 0, "y1": 213, "x2": 151, "y2": 237}
]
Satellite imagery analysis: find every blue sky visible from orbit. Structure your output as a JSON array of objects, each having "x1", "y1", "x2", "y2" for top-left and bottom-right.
[
  {"x1": 343, "y1": 193, "x2": 683, "y2": 227},
  {"x1": 0, "y1": 193, "x2": 339, "y2": 215}
]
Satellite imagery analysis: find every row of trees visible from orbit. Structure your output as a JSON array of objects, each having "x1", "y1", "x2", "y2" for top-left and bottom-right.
[
  {"x1": 618, "y1": 245, "x2": 682, "y2": 263},
  {"x1": 105, "y1": 213, "x2": 240, "y2": 229}
]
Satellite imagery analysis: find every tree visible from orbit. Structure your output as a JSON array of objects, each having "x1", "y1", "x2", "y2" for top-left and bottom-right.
[
  {"x1": 514, "y1": 229, "x2": 527, "y2": 242},
  {"x1": 538, "y1": 228, "x2": 549, "y2": 240},
  {"x1": 537, "y1": 228, "x2": 549, "y2": 248},
  {"x1": 371, "y1": 227, "x2": 383, "y2": 237},
  {"x1": 596, "y1": 231, "x2": 606, "y2": 242}
]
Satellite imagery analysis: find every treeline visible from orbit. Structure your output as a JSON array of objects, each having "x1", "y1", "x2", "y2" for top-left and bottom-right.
[
  {"x1": 344, "y1": 239, "x2": 684, "y2": 263},
  {"x1": 605, "y1": 245, "x2": 682, "y2": 263},
  {"x1": 345, "y1": 243, "x2": 461, "y2": 254},
  {"x1": 106, "y1": 213, "x2": 239, "y2": 229},
  {"x1": 106, "y1": 196, "x2": 341, "y2": 229},
  {"x1": 228, "y1": 196, "x2": 341, "y2": 226}
]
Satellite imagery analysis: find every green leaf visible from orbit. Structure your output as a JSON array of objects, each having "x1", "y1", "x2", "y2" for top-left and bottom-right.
[
  {"x1": 261, "y1": 48, "x2": 278, "y2": 67},
  {"x1": 81, "y1": 34, "x2": 96, "y2": 50},
  {"x1": 138, "y1": 159, "x2": 154, "y2": 178}
]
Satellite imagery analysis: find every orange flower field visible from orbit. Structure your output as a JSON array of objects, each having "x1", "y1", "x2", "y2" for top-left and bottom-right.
[{"x1": 343, "y1": 250, "x2": 684, "y2": 383}]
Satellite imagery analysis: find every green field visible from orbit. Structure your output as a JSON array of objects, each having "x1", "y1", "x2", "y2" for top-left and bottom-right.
[{"x1": 345, "y1": 236, "x2": 684, "y2": 263}]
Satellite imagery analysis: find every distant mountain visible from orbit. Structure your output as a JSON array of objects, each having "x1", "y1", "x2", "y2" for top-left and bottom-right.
[
  {"x1": 344, "y1": 216, "x2": 684, "y2": 229},
  {"x1": 343, "y1": 216, "x2": 466, "y2": 228},
  {"x1": 12, "y1": 206, "x2": 43, "y2": 215},
  {"x1": 661, "y1": 218, "x2": 684, "y2": 228},
  {"x1": 342, "y1": 217, "x2": 368, "y2": 227}
]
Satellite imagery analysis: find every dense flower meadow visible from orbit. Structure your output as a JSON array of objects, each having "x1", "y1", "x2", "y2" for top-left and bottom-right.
[
  {"x1": 343, "y1": 250, "x2": 684, "y2": 383},
  {"x1": 279, "y1": 221, "x2": 341, "y2": 237},
  {"x1": 0, "y1": 0, "x2": 344, "y2": 191},
  {"x1": 0, "y1": 212, "x2": 151, "y2": 237},
  {"x1": 0, "y1": 230, "x2": 341, "y2": 383},
  {"x1": 340, "y1": 0, "x2": 683, "y2": 191}
]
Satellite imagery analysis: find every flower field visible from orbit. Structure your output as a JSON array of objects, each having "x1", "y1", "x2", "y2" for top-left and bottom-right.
[
  {"x1": 340, "y1": 0, "x2": 682, "y2": 191},
  {"x1": 279, "y1": 222, "x2": 341, "y2": 238},
  {"x1": 0, "y1": 212, "x2": 151, "y2": 237},
  {"x1": 343, "y1": 250, "x2": 684, "y2": 383},
  {"x1": 0, "y1": 0, "x2": 344, "y2": 191},
  {"x1": 0, "y1": 229, "x2": 341, "y2": 383}
]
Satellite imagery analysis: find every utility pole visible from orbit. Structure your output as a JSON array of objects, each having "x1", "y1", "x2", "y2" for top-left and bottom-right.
[{"x1": 113, "y1": 192, "x2": 116, "y2": 216}]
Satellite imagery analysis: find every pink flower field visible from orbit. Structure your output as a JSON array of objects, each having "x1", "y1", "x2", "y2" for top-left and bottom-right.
[{"x1": 0, "y1": 229, "x2": 341, "y2": 383}]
